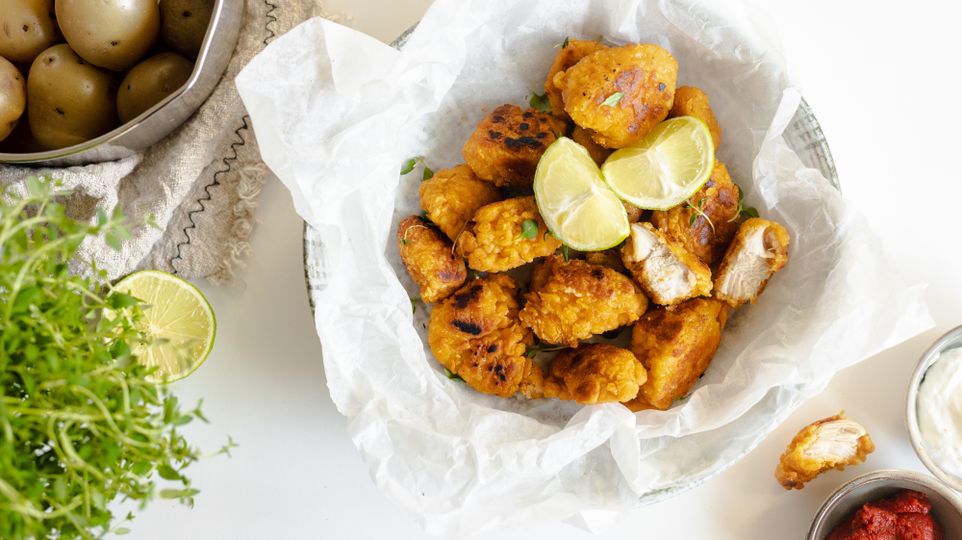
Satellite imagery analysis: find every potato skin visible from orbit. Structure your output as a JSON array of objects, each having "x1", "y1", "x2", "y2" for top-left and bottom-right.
[
  {"x1": 463, "y1": 104, "x2": 565, "y2": 187},
  {"x1": 544, "y1": 39, "x2": 608, "y2": 117},
  {"x1": 0, "y1": 0, "x2": 59, "y2": 63},
  {"x1": 27, "y1": 43, "x2": 118, "y2": 149},
  {"x1": 397, "y1": 216, "x2": 467, "y2": 304},
  {"x1": 0, "y1": 56, "x2": 27, "y2": 142},
  {"x1": 418, "y1": 164, "x2": 501, "y2": 242},
  {"x1": 56, "y1": 0, "x2": 160, "y2": 71},
  {"x1": 159, "y1": 0, "x2": 213, "y2": 59},
  {"x1": 560, "y1": 44, "x2": 678, "y2": 149},
  {"x1": 669, "y1": 86, "x2": 722, "y2": 150},
  {"x1": 117, "y1": 52, "x2": 193, "y2": 123}
]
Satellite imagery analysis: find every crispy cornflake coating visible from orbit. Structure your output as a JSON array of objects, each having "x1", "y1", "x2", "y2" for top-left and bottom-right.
[
  {"x1": 714, "y1": 218, "x2": 790, "y2": 308},
  {"x1": 775, "y1": 412, "x2": 875, "y2": 490},
  {"x1": 543, "y1": 344, "x2": 647, "y2": 405},
  {"x1": 570, "y1": 125, "x2": 613, "y2": 165},
  {"x1": 463, "y1": 104, "x2": 565, "y2": 187},
  {"x1": 560, "y1": 44, "x2": 678, "y2": 148},
  {"x1": 427, "y1": 275, "x2": 542, "y2": 397},
  {"x1": 545, "y1": 39, "x2": 609, "y2": 117},
  {"x1": 419, "y1": 164, "x2": 502, "y2": 242},
  {"x1": 519, "y1": 256, "x2": 647, "y2": 346},
  {"x1": 397, "y1": 216, "x2": 467, "y2": 303},
  {"x1": 669, "y1": 86, "x2": 722, "y2": 149},
  {"x1": 456, "y1": 196, "x2": 562, "y2": 273},
  {"x1": 628, "y1": 298, "x2": 729, "y2": 410},
  {"x1": 621, "y1": 222, "x2": 712, "y2": 306},
  {"x1": 651, "y1": 161, "x2": 740, "y2": 266}
]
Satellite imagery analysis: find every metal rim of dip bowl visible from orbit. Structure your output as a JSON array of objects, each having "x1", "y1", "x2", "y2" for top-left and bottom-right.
[
  {"x1": 807, "y1": 469, "x2": 962, "y2": 539},
  {"x1": 906, "y1": 325, "x2": 962, "y2": 493},
  {"x1": 0, "y1": 0, "x2": 244, "y2": 167}
]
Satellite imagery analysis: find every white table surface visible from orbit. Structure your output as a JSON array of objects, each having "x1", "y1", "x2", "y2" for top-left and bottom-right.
[{"x1": 133, "y1": 0, "x2": 962, "y2": 538}]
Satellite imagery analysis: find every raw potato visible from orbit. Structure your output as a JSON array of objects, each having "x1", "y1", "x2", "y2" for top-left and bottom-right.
[
  {"x1": 0, "y1": 56, "x2": 27, "y2": 142},
  {"x1": 28, "y1": 44, "x2": 117, "y2": 149},
  {"x1": 0, "y1": 0, "x2": 59, "y2": 63},
  {"x1": 117, "y1": 52, "x2": 193, "y2": 123},
  {"x1": 159, "y1": 0, "x2": 214, "y2": 58},
  {"x1": 55, "y1": 0, "x2": 160, "y2": 71}
]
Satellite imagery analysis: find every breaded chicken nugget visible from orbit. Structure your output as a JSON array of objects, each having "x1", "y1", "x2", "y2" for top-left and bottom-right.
[
  {"x1": 629, "y1": 298, "x2": 729, "y2": 410},
  {"x1": 397, "y1": 216, "x2": 467, "y2": 303},
  {"x1": 621, "y1": 222, "x2": 712, "y2": 306},
  {"x1": 560, "y1": 44, "x2": 678, "y2": 148},
  {"x1": 714, "y1": 218, "x2": 790, "y2": 308},
  {"x1": 775, "y1": 412, "x2": 875, "y2": 490},
  {"x1": 543, "y1": 344, "x2": 647, "y2": 405},
  {"x1": 669, "y1": 86, "x2": 722, "y2": 150},
  {"x1": 427, "y1": 275, "x2": 541, "y2": 397},
  {"x1": 456, "y1": 196, "x2": 562, "y2": 273},
  {"x1": 570, "y1": 125, "x2": 612, "y2": 166},
  {"x1": 583, "y1": 249, "x2": 628, "y2": 274},
  {"x1": 519, "y1": 256, "x2": 647, "y2": 347},
  {"x1": 651, "y1": 161, "x2": 740, "y2": 266},
  {"x1": 419, "y1": 164, "x2": 502, "y2": 242},
  {"x1": 463, "y1": 104, "x2": 565, "y2": 187},
  {"x1": 545, "y1": 39, "x2": 609, "y2": 117}
]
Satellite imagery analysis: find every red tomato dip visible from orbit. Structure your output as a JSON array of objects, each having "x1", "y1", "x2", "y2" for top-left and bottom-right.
[{"x1": 827, "y1": 489, "x2": 942, "y2": 540}]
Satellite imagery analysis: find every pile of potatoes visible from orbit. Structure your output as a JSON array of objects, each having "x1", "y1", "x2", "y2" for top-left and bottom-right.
[{"x1": 0, "y1": 0, "x2": 213, "y2": 152}]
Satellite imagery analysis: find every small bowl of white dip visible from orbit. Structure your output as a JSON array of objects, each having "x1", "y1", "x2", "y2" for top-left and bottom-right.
[{"x1": 907, "y1": 325, "x2": 962, "y2": 492}]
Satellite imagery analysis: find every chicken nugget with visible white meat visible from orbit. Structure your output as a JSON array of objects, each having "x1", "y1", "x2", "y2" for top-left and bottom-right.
[
  {"x1": 775, "y1": 412, "x2": 875, "y2": 490},
  {"x1": 456, "y1": 196, "x2": 562, "y2": 273},
  {"x1": 543, "y1": 344, "x2": 647, "y2": 405},
  {"x1": 397, "y1": 216, "x2": 466, "y2": 303},
  {"x1": 714, "y1": 218, "x2": 790, "y2": 308},
  {"x1": 463, "y1": 104, "x2": 565, "y2": 187},
  {"x1": 419, "y1": 164, "x2": 501, "y2": 242},
  {"x1": 621, "y1": 222, "x2": 712, "y2": 306}
]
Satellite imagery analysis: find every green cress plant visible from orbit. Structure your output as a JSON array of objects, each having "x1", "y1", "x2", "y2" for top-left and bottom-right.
[{"x1": 0, "y1": 177, "x2": 211, "y2": 539}]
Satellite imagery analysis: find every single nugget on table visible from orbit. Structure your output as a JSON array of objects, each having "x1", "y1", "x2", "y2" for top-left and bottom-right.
[
  {"x1": 428, "y1": 275, "x2": 542, "y2": 398},
  {"x1": 542, "y1": 344, "x2": 647, "y2": 405},
  {"x1": 559, "y1": 44, "x2": 678, "y2": 149},
  {"x1": 714, "y1": 218, "x2": 790, "y2": 308},
  {"x1": 621, "y1": 222, "x2": 712, "y2": 306},
  {"x1": 419, "y1": 164, "x2": 501, "y2": 242},
  {"x1": 456, "y1": 196, "x2": 562, "y2": 273},
  {"x1": 775, "y1": 412, "x2": 875, "y2": 490},
  {"x1": 651, "y1": 161, "x2": 741, "y2": 267},
  {"x1": 625, "y1": 298, "x2": 729, "y2": 411},
  {"x1": 397, "y1": 216, "x2": 466, "y2": 303},
  {"x1": 519, "y1": 255, "x2": 647, "y2": 347},
  {"x1": 463, "y1": 104, "x2": 565, "y2": 187},
  {"x1": 544, "y1": 39, "x2": 609, "y2": 117},
  {"x1": 669, "y1": 86, "x2": 722, "y2": 150}
]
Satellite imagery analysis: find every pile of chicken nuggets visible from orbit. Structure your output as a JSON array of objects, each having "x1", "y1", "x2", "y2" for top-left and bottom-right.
[{"x1": 397, "y1": 39, "x2": 792, "y2": 411}]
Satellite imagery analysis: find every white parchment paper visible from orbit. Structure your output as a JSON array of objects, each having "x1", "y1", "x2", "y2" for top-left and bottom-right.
[{"x1": 236, "y1": 0, "x2": 933, "y2": 534}]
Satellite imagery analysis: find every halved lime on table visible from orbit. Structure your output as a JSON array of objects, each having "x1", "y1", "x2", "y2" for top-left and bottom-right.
[
  {"x1": 112, "y1": 270, "x2": 216, "y2": 383},
  {"x1": 534, "y1": 137, "x2": 630, "y2": 251},
  {"x1": 601, "y1": 116, "x2": 715, "y2": 210}
]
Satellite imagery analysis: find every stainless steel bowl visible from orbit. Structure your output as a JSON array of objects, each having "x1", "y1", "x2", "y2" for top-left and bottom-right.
[
  {"x1": 807, "y1": 469, "x2": 962, "y2": 539},
  {"x1": 906, "y1": 325, "x2": 962, "y2": 492},
  {"x1": 0, "y1": 0, "x2": 244, "y2": 167}
]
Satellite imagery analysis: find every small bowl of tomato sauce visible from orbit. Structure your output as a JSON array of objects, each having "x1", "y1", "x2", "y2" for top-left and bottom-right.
[{"x1": 807, "y1": 469, "x2": 962, "y2": 539}]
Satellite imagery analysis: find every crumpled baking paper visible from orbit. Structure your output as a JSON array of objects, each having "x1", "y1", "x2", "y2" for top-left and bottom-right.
[{"x1": 236, "y1": 0, "x2": 933, "y2": 535}]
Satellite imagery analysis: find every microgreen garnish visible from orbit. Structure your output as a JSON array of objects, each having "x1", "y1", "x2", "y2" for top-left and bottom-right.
[
  {"x1": 422, "y1": 166, "x2": 434, "y2": 181},
  {"x1": 554, "y1": 36, "x2": 570, "y2": 49},
  {"x1": 561, "y1": 244, "x2": 571, "y2": 261},
  {"x1": 729, "y1": 184, "x2": 760, "y2": 222},
  {"x1": 529, "y1": 92, "x2": 552, "y2": 113},
  {"x1": 686, "y1": 197, "x2": 716, "y2": 233},
  {"x1": 602, "y1": 92, "x2": 624, "y2": 107},
  {"x1": 524, "y1": 343, "x2": 566, "y2": 358},
  {"x1": 400, "y1": 157, "x2": 418, "y2": 175},
  {"x1": 520, "y1": 219, "x2": 539, "y2": 239},
  {"x1": 410, "y1": 296, "x2": 419, "y2": 313},
  {"x1": 444, "y1": 368, "x2": 464, "y2": 381}
]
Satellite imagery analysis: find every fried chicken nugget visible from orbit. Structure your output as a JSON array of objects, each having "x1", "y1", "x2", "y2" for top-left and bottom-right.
[
  {"x1": 651, "y1": 161, "x2": 740, "y2": 267},
  {"x1": 456, "y1": 196, "x2": 562, "y2": 273},
  {"x1": 543, "y1": 344, "x2": 647, "y2": 405},
  {"x1": 419, "y1": 164, "x2": 502, "y2": 242},
  {"x1": 775, "y1": 412, "x2": 875, "y2": 490},
  {"x1": 545, "y1": 39, "x2": 609, "y2": 117},
  {"x1": 463, "y1": 104, "x2": 565, "y2": 187},
  {"x1": 627, "y1": 298, "x2": 729, "y2": 410},
  {"x1": 621, "y1": 222, "x2": 713, "y2": 306},
  {"x1": 427, "y1": 275, "x2": 541, "y2": 398},
  {"x1": 560, "y1": 44, "x2": 678, "y2": 149},
  {"x1": 669, "y1": 86, "x2": 722, "y2": 150},
  {"x1": 397, "y1": 216, "x2": 467, "y2": 303},
  {"x1": 714, "y1": 218, "x2": 790, "y2": 308},
  {"x1": 570, "y1": 125, "x2": 612, "y2": 166},
  {"x1": 583, "y1": 249, "x2": 628, "y2": 274},
  {"x1": 519, "y1": 256, "x2": 647, "y2": 347}
]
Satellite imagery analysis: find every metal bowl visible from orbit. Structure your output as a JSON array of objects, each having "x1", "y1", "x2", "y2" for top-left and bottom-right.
[
  {"x1": 906, "y1": 325, "x2": 962, "y2": 492},
  {"x1": 807, "y1": 469, "x2": 962, "y2": 539},
  {"x1": 0, "y1": 0, "x2": 244, "y2": 167}
]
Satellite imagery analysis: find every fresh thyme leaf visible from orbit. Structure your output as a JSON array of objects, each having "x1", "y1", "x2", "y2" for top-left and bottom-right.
[
  {"x1": 741, "y1": 207, "x2": 760, "y2": 219},
  {"x1": 529, "y1": 92, "x2": 552, "y2": 113},
  {"x1": 444, "y1": 368, "x2": 464, "y2": 381},
  {"x1": 686, "y1": 198, "x2": 716, "y2": 233},
  {"x1": 410, "y1": 296, "x2": 419, "y2": 314},
  {"x1": 555, "y1": 36, "x2": 570, "y2": 49},
  {"x1": 520, "y1": 219, "x2": 539, "y2": 239},
  {"x1": 602, "y1": 92, "x2": 624, "y2": 107},
  {"x1": 422, "y1": 165, "x2": 434, "y2": 181},
  {"x1": 400, "y1": 157, "x2": 418, "y2": 175},
  {"x1": 562, "y1": 244, "x2": 571, "y2": 261}
]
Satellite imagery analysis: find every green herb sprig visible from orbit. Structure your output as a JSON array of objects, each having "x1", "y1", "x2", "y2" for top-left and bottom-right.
[
  {"x1": 686, "y1": 197, "x2": 716, "y2": 233},
  {"x1": 529, "y1": 92, "x2": 552, "y2": 113},
  {"x1": 730, "y1": 185, "x2": 759, "y2": 222}
]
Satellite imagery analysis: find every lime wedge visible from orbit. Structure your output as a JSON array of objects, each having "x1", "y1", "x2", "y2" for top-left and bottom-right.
[
  {"x1": 112, "y1": 270, "x2": 216, "y2": 383},
  {"x1": 534, "y1": 137, "x2": 630, "y2": 251},
  {"x1": 601, "y1": 116, "x2": 715, "y2": 210}
]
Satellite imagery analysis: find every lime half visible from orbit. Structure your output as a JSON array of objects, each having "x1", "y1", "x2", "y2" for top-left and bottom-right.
[
  {"x1": 601, "y1": 116, "x2": 715, "y2": 210},
  {"x1": 113, "y1": 270, "x2": 216, "y2": 383},
  {"x1": 534, "y1": 137, "x2": 630, "y2": 252}
]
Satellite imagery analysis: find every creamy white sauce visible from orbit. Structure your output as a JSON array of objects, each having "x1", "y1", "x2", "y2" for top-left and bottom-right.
[{"x1": 918, "y1": 348, "x2": 962, "y2": 479}]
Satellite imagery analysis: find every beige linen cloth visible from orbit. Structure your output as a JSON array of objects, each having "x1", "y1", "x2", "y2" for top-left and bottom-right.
[{"x1": 0, "y1": 0, "x2": 339, "y2": 283}]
